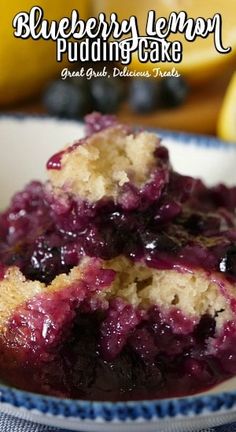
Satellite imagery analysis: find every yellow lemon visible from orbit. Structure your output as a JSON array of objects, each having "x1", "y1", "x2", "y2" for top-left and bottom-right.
[
  {"x1": 94, "y1": 0, "x2": 236, "y2": 84},
  {"x1": 217, "y1": 72, "x2": 236, "y2": 142},
  {"x1": 0, "y1": 1, "x2": 90, "y2": 106}
]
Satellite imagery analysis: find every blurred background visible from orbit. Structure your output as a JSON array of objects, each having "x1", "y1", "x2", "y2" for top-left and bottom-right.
[{"x1": 1, "y1": 0, "x2": 236, "y2": 140}]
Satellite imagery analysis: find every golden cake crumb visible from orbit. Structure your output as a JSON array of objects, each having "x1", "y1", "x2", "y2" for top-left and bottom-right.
[
  {"x1": 103, "y1": 257, "x2": 232, "y2": 328},
  {"x1": 0, "y1": 265, "x2": 85, "y2": 330},
  {"x1": 0, "y1": 256, "x2": 232, "y2": 335},
  {"x1": 48, "y1": 126, "x2": 159, "y2": 202}
]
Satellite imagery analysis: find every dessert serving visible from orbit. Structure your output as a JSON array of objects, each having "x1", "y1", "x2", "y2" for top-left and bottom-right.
[{"x1": 0, "y1": 113, "x2": 236, "y2": 401}]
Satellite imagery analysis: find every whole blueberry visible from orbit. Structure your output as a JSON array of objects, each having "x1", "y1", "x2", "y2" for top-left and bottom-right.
[
  {"x1": 128, "y1": 78, "x2": 161, "y2": 113},
  {"x1": 43, "y1": 80, "x2": 91, "y2": 119},
  {"x1": 160, "y1": 76, "x2": 188, "y2": 108},
  {"x1": 90, "y1": 77, "x2": 125, "y2": 114}
]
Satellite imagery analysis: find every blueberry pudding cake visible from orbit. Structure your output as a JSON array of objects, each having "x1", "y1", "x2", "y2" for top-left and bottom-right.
[{"x1": 1, "y1": 113, "x2": 236, "y2": 400}]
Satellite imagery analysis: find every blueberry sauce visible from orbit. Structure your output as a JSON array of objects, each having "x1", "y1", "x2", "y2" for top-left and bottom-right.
[
  {"x1": 47, "y1": 150, "x2": 65, "y2": 170},
  {"x1": 46, "y1": 139, "x2": 85, "y2": 171},
  {"x1": 0, "y1": 298, "x2": 230, "y2": 401}
]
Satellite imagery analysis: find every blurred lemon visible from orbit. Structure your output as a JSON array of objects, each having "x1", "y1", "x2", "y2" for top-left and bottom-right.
[
  {"x1": 94, "y1": 0, "x2": 236, "y2": 84},
  {"x1": 217, "y1": 72, "x2": 236, "y2": 142},
  {"x1": 0, "y1": 1, "x2": 89, "y2": 106}
]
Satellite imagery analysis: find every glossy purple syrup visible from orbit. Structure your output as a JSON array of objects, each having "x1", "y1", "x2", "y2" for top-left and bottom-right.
[
  {"x1": 46, "y1": 139, "x2": 85, "y2": 171},
  {"x1": 0, "y1": 297, "x2": 230, "y2": 401},
  {"x1": 1, "y1": 171, "x2": 236, "y2": 285},
  {"x1": 47, "y1": 150, "x2": 65, "y2": 170},
  {"x1": 0, "y1": 181, "x2": 71, "y2": 283}
]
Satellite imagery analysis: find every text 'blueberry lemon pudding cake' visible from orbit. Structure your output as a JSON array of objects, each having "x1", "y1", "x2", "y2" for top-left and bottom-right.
[{"x1": 1, "y1": 113, "x2": 236, "y2": 400}]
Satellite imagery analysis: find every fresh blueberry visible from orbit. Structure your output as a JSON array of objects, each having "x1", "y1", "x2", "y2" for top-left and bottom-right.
[
  {"x1": 128, "y1": 78, "x2": 161, "y2": 113},
  {"x1": 43, "y1": 80, "x2": 91, "y2": 119},
  {"x1": 160, "y1": 76, "x2": 188, "y2": 108},
  {"x1": 90, "y1": 77, "x2": 125, "y2": 114}
]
